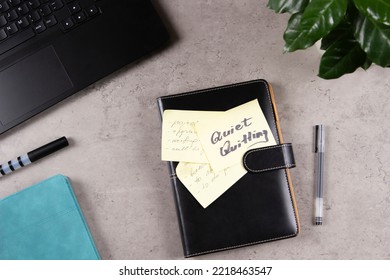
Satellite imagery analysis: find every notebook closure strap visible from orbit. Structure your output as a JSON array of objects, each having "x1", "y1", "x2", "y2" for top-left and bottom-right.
[{"x1": 243, "y1": 143, "x2": 296, "y2": 173}]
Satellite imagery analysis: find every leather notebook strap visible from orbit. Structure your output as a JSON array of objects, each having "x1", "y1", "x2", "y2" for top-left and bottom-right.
[{"x1": 243, "y1": 143, "x2": 296, "y2": 173}]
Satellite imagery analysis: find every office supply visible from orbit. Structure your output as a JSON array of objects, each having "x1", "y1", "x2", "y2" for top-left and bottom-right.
[
  {"x1": 0, "y1": 174, "x2": 100, "y2": 260},
  {"x1": 157, "y1": 79, "x2": 300, "y2": 257},
  {"x1": 314, "y1": 124, "x2": 325, "y2": 225},
  {"x1": 195, "y1": 99, "x2": 276, "y2": 172},
  {"x1": 0, "y1": 0, "x2": 169, "y2": 135},
  {"x1": 0, "y1": 136, "x2": 68, "y2": 177},
  {"x1": 176, "y1": 161, "x2": 246, "y2": 208},
  {"x1": 161, "y1": 110, "x2": 219, "y2": 163},
  {"x1": 162, "y1": 100, "x2": 277, "y2": 208}
]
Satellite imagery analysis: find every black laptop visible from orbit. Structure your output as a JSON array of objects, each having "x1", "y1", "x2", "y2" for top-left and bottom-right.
[{"x1": 0, "y1": 0, "x2": 169, "y2": 135}]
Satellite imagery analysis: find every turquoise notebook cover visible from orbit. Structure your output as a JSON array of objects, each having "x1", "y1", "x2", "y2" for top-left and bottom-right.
[{"x1": 0, "y1": 175, "x2": 100, "y2": 260}]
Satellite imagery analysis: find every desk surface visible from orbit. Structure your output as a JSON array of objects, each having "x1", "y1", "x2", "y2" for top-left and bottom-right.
[{"x1": 1, "y1": 0, "x2": 389, "y2": 260}]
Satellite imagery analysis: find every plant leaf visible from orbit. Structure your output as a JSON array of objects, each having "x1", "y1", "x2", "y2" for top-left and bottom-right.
[
  {"x1": 267, "y1": 0, "x2": 309, "y2": 14},
  {"x1": 319, "y1": 36, "x2": 366, "y2": 79},
  {"x1": 320, "y1": 21, "x2": 352, "y2": 50},
  {"x1": 353, "y1": 0, "x2": 390, "y2": 26},
  {"x1": 284, "y1": 0, "x2": 348, "y2": 52},
  {"x1": 283, "y1": 13, "x2": 304, "y2": 52},
  {"x1": 354, "y1": 13, "x2": 390, "y2": 66},
  {"x1": 361, "y1": 58, "x2": 372, "y2": 70}
]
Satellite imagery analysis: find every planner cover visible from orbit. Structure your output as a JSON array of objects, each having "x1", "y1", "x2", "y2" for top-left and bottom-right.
[
  {"x1": 157, "y1": 79, "x2": 300, "y2": 257},
  {"x1": 0, "y1": 174, "x2": 100, "y2": 260}
]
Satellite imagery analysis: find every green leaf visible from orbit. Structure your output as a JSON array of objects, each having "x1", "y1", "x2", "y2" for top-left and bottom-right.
[
  {"x1": 320, "y1": 21, "x2": 352, "y2": 50},
  {"x1": 319, "y1": 36, "x2": 366, "y2": 79},
  {"x1": 284, "y1": 0, "x2": 349, "y2": 52},
  {"x1": 267, "y1": 0, "x2": 309, "y2": 14},
  {"x1": 361, "y1": 58, "x2": 372, "y2": 70},
  {"x1": 283, "y1": 13, "x2": 304, "y2": 52},
  {"x1": 345, "y1": 1, "x2": 360, "y2": 24},
  {"x1": 353, "y1": 0, "x2": 390, "y2": 26},
  {"x1": 354, "y1": 13, "x2": 390, "y2": 66}
]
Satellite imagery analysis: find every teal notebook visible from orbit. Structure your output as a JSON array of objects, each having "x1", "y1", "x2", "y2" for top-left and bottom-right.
[{"x1": 0, "y1": 175, "x2": 100, "y2": 260}]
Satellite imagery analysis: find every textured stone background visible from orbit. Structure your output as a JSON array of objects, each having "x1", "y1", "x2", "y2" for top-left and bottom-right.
[{"x1": 1, "y1": 0, "x2": 389, "y2": 259}]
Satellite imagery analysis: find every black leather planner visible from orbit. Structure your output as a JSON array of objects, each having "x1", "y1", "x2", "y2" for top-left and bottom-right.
[{"x1": 157, "y1": 79, "x2": 300, "y2": 257}]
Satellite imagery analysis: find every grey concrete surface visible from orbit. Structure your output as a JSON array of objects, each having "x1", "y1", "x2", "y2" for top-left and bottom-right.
[{"x1": 0, "y1": 0, "x2": 389, "y2": 259}]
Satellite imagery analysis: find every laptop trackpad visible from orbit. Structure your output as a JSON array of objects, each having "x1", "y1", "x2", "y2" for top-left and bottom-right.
[{"x1": 0, "y1": 46, "x2": 73, "y2": 125}]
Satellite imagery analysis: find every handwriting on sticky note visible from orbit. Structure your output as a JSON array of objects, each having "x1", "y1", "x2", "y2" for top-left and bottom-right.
[
  {"x1": 176, "y1": 162, "x2": 246, "y2": 208},
  {"x1": 161, "y1": 110, "x2": 221, "y2": 163},
  {"x1": 162, "y1": 100, "x2": 277, "y2": 208},
  {"x1": 196, "y1": 99, "x2": 277, "y2": 171}
]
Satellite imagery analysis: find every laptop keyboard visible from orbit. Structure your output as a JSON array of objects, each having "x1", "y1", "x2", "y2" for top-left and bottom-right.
[{"x1": 0, "y1": 0, "x2": 102, "y2": 55}]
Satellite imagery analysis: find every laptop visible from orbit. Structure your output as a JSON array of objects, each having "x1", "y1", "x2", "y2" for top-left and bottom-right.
[{"x1": 0, "y1": 0, "x2": 169, "y2": 135}]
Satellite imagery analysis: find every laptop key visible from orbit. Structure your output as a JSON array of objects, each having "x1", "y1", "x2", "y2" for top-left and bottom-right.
[
  {"x1": 28, "y1": 0, "x2": 40, "y2": 9},
  {"x1": 0, "y1": 1, "x2": 10, "y2": 13},
  {"x1": 68, "y1": 2, "x2": 80, "y2": 14},
  {"x1": 0, "y1": 27, "x2": 35, "y2": 55},
  {"x1": 17, "y1": 3, "x2": 30, "y2": 15},
  {"x1": 9, "y1": 0, "x2": 21, "y2": 7},
  {"x1": 6, "y1": 22, "x2": 18, "y2": 35},
  {"x1": 39, "y1": 4, "x2": 51, "y2": 16},
  {"x1": 44, "y1": 14, "x2": 57, "y2": 27},
  {"x1": 17, "y1": 17, "x2": 30, "y2": 29},
  {"x1": 86, "y1": 5, "x2": 99, "y2": 17},
  {"x1": 0, "y1": 29, "x2": 7, "y2": 41},
  {"x1": 33, "y1": 21, "x2": 46, "y2": 33},
  {"x1": 73, "y1": 11, "x2": 85, "y2": 24},
  {"x1": 49, "y1": 0, "x2": 63, "y2": 11},
  {"x1": 0, "y1": 15, "x2": 7, "y2": 27},
  {"x1": 6, "y1": 10, "x2": 18, "y2": 21},
  {"x1": 61, "y1": 17, "x2": 73, "y2": 31},
  {"x1": 28, "y1": 10, "x2": 41, "y2": 23}
]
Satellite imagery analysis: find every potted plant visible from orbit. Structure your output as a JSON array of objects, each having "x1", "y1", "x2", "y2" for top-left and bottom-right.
[{"x1": 267, "y1": 0, "x2": 390, "y2": 79}]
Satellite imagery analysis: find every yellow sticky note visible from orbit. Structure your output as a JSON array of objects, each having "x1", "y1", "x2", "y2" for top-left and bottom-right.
[
  {"x1": 196, "y1": 99, "x2": 277, "y2": 171},
  {"x1": 161, "y1": 110, "x2": 222, "y2": 163},
  {"x1": 176, "y1": 162, "x2": 246, "y2": 208}
]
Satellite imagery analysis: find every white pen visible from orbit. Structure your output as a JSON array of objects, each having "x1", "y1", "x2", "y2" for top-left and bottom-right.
[{"x1": 314, "y1": 125, "x2": 325, "y2": 225}]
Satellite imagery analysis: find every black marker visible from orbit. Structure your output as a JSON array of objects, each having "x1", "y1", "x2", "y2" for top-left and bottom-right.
[{"x1": 0, "y1": 137, "x2": 69, "y2": 177}]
